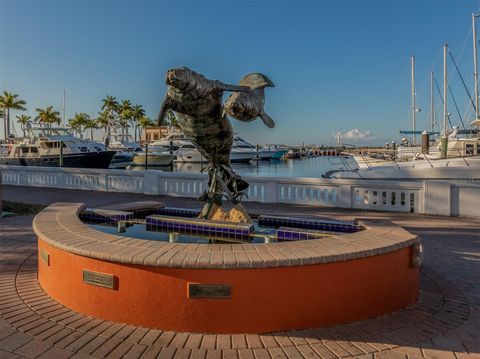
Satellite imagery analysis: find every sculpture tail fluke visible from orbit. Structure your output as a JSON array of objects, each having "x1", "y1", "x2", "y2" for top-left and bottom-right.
[{"x1": 259, "y1": 111, "x2": 275, "y2": 128}]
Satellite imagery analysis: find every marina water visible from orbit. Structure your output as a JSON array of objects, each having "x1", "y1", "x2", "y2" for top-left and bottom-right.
[{"x1": 130, "y1": 156, "x2": 359, "y2": 178}]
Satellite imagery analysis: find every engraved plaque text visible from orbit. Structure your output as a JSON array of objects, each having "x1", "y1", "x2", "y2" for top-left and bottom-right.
[
  {"x1": 40, "y1": 249, "x2": 49, "y2": 266},
  {"x1": 83, "y1": 270, "x2": 116, "y2": 289},
  {"x1": 188, "y1": 283, "x2": 232, "y2": 299}
]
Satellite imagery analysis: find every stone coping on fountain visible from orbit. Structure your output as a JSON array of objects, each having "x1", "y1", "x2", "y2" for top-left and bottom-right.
[{"x1": 33, "y1": 202, "x2": 419, "y2": 269}]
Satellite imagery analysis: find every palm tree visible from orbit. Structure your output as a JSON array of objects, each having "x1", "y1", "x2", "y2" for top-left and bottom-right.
[
  {"x1": 16, "y1": 114, "x2": 31, "y2": 137},
  {"x1": 84, "y1": 118, "x2": 98, "y2": 141},
  {"x1": 96, "y1": 110, "x2": 109, "y2": 132},
  {"x1": 101, "y1": 95, "x2": 119, "y2": 140},
  {"x1": 0, "y1": 91, "x2": 27, "y2": 140},
  {"x1": 137, "y1": 115, "x2": 154, "y2": 145},
  {"x1": 131, "y1": 104, "x2": 145, "y2": 142},
  {"x1": 35, "y1": 106, "x2": 61, "y2": 127},
  {"x1": 166, "y1": 110, "x2": 180, "y2": 128},
  {"x1": 118, "y1": 100, "x2": 133, "y2": 138},
  {"x1": 69, "y1": 113, "x2": 90, "y2": 134},
  {"x1": 68, "y1": 118, "x2": 81, "y2": 133}
]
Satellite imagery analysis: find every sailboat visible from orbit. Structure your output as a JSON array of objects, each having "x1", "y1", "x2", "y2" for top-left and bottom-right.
[{"x1": 328, "y1": 16, "x2": 480, "y2": 180}]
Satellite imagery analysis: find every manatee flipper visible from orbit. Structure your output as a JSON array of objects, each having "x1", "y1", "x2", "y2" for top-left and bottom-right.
[
  {"x1": 259, "y1": 110, "x2": 275, "y2": 128},
  {"x1": 157, "y1": 96, "x2": 171, "y2": 126},
  {"x1": 214, "y1": 81, "x2": 251, "y2": 93}
]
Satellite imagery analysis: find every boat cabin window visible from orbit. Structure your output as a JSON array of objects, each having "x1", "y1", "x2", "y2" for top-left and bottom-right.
[
  {"x1": 182, "y1": 144, "x2": 195, "y2": 149},
  {"x1": 466, "y1": 144, "x2": 474, "y2": 156},
  {"x1": 31, "y1": 128, "x2": 72, "y2": 137},
  {"x1": 20, "y1": 147, "x2": 39, "y2": 154},
  {"x1": 44, "y1": 141, "x2": 67, "y2": 149}
]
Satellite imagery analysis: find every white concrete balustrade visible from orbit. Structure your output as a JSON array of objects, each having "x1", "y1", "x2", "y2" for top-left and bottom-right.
[{"x1": 1, "y1": 165, "x2": 478, "y2": 217}]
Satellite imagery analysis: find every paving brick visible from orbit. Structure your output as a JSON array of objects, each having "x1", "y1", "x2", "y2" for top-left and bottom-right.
[
  {"x1": 64, "y1": 332, "x2": 96, "y2": 353},
  {"x1": 159, "y1": 346, "x2": 177, "y2": 359},
  {"x1": 155, "y1": 331, "x2": 176, "y2": 347},
  {"x1": 238, "y1": 349, "x2": 255, "y2": 359},
  {"x1": 309, "y1": 343, "x2": 338, "y2": 359},
  {"x1": 421, "y1": 348, "x2": 457, "y2": 359},
  {"x1": 36, "y1": 346, "x2": 73, "y2": 359},
  {"x1": 104, "y1": 340, "x2": 135, "y2": 358},
  {"x1": 173, "y1": 348, "x2": 192, "y2": 359},
  {"x1": 139, "y1": 329, "x2": 162, "y2": 346},
  {"x1": 206, "y1": 349, "x2": 222, "y2": 359},
  {"x1": 0, "y1": 325, "x2": 17, "y2": 341},
  {"x1": 336, "y1": 340, "x2": 367, "y2": 356},
  {"x1": 54, "y1": 329, "x2": 86, "y2": 349},
  {"x1": 141, "y1": 344, "x2": 163, "y2": 359},
  {"x1": 0, "y1": 331, "x2": 33, "y2": 352},
  {"x1": 190, "y1": 348, "x2": 207, "y2": 359},
  {"x1": 24, "y1": 320, "x2": 57, "y2": 337},
  {"x1": 34, "y1": 324, "x2": 66, "y2": 341},
  {"x1": 267, "y1": 347, "x2": 287, "y2": 359},
  {"x1": 14, "y1": 339, "x2": 51, "y2": 358},
  {"x1": 76, "y1": 335, "x2": 108, "y2": 356},
  {"x1": 123, "y1": 344, "x2": 148, "y2": 359},
  {"x1": 252, "y1": 348, "x2": 272, "y2": 359},
  {"x1": 375, "y1": 350, "x2": 408, "y2": 359},
  {"x1": 245, "y1": 335, "x2": 263, "y2": 349},
  {"x1": 287, "y1": 345, "x2": 315, "y2": 358},
  {"x1": 124, "y1": 327, "x2": 148, "y2": 344},
  {"x1": 43, "y1": 327, "x2": 74, "y2": 345},
  {"x1": 0, "y1": 349, "x2": 23, "y2": 359},
  {"x1": 168, "y1": 332, "x2": 190, "y2": 349},
  {"x1": 201, "y1": 335, "x2": 217, "y2": 350},
  {"x1": 258, "y1": 336, "x2": 277, "y2": 349},
  {"x1": 216, "y1": 335, "x2": 232, "y2": 350},
  {"x1": 90, "y1": 337, "x2": 123, "y2": 358}
]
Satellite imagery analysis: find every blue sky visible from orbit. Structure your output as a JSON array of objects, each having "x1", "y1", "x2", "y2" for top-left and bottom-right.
[{"x1": 1, "y1": 0, "x2": 479, "y2": 145}]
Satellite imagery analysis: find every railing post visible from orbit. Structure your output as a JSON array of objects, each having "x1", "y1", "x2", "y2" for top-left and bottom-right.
[
  {"x1": 264, "y1": 181, "x2": 277, "y2": 203},
  {"x1": 0, "y1": 168, "x2": 2, "y2": 215},
  {"x1": 143, "y1": 170, "x2": 159, "y2": 195},
  {"x1": 57, "y1": 168, "x2": 65, "y2": 188},
  {"x1": 423, "y1": 180, "x2": 451, "y2": 216},
  {"x1": 338, "y1": 184, "x2": 353, "y2": 209}
]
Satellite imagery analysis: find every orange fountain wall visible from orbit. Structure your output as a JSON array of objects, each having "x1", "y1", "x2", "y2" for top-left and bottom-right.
[{"x1": 38, "y1": 239, "x2": 419, "y2": 334}]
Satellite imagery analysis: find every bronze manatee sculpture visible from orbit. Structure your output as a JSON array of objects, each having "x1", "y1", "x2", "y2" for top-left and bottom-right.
[{"x1": 157, "y1": 67, "x2": 275, "y2": 219}]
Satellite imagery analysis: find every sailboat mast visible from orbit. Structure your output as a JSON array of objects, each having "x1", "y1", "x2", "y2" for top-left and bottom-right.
[
  {"x1": 411, "y1": 55, "x2": 416, "y2": 144},
  {"x1": 430, "y1": 71, "x2": 435, "y2": 132},
  {"x1": 473, "y1": 13, "x2": 479, "y2": 120},
  {"x1": 62, "y1": 89, "x2": 66, "y2": 126},
  {"x1": 443, "y1": 43, "x2": 448, "y2": 136}
]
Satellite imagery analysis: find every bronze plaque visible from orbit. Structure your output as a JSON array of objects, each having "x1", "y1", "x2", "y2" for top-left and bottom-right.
[
  {"x1": 40, "y1": 249, "x2": 49, "y2": 266},
  {"x1": 83, "y1": 270, "x2": 116, "y2": 289},
  {"x1": 188, "y1": 283, "x2": 232, "y2": 299}
]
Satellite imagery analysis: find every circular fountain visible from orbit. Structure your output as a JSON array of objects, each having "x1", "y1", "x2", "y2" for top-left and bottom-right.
[{"x1": 33, "y1": 201, "x2": 420, "y2": 334}]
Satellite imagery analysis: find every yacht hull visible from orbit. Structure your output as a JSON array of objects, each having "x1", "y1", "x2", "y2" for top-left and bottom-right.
[{"x1": 0, "y1": 151, "x2": 116, "y2": 169}]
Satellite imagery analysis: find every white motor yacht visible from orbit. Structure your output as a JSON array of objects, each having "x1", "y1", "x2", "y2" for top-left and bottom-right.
[
  {"x1": 175, "y1": 143, "x2": 255, "y2": 163},
  {"x1": 106, "y1": 134, "x2": 143, "y2": 169},
  {"x1": 0, "y1": 127, "x2": 115, "y2": 168},
  {"x1": 328, "y1": 131, "x2": 480, "y2": 180},
  {"x1": 128, "y1": 151, "x2": 176, "y2": 168}
]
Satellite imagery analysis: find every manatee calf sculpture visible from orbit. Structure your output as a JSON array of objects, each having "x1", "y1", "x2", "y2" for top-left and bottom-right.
[
  {"x1": 223, "y1": 73, "x2": 275, "y2": 128},
  {"x1": 157, "y1": 67, "x2": 275, "y2": 221}
]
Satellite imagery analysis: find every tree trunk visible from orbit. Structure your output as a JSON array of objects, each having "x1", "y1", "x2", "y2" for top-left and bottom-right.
[
  {"x1": 90, "y1": 128, "x2": 93, "y2": 141},
  {"x1": 6, "y1": 108, "x2": 10, "y2": 138}
]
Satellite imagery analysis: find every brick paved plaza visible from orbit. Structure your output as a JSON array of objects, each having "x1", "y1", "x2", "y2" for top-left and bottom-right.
[{"x1": 0, "y1": 186, "x2": 479, "y2": 358}]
